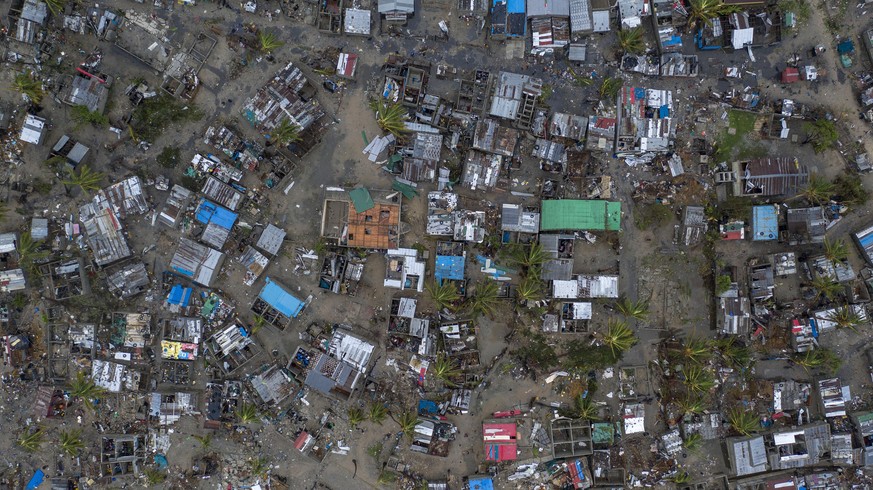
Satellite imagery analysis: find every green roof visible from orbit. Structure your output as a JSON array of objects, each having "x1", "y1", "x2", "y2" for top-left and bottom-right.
[
  {"x1": 540, "y1": 200, "x2": 621, "y2": 231},
  {"x1": 348, "y1": 188, "x2": 375, "y2": 213},
  {"x1": 592, "y1": 422, "x2": 615, "y2": 445}
]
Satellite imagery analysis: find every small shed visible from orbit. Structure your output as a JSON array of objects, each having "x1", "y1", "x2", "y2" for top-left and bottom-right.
[
  {"x1": 781, "y1": 67, "x2": 799, "y2": 83},
  {"x1": 20, "y1": 114, "x2": 46, "y2": 145}
]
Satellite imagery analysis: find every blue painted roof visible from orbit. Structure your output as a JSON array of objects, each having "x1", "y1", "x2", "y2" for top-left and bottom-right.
[
  {"x1": 752, "y1": 205, "x2": 778, "y2": 241},
  {"x1": 506, "y1": 0, "x2": 524, "y2": 12},
  {"x1": 469, "y1": 476, "x2": 494, "y2": 490},
  {"x1": 258, "y1": 277, "x2": 304, "y2": 318},
  {"x1": 167, "y1": 284, "x2": 193, "y2": 306},
  {"x1": 435, "y1": 255, "x2": 465, "y2": 283},
  {"x1": 25, "y1": 470, "x2": 45, "y2": 490},
  {"x1": 196, "y1": 199, "x2": 238, "y2": 230}
]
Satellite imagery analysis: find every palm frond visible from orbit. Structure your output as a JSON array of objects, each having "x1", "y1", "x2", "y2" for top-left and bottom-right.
[
  {"x1": 600, "y1": 319, "x2": 637, "y2": 356},
  {"x1": 426, "y1": 281, "x2": 460, "y2": 310}
]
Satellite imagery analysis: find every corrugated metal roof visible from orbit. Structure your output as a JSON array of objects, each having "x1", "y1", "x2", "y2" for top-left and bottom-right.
[
  {"x1": 102, "y1": 176, "x2": 149, "y2": 218},
  {"x1": 527, "y1": 0, "x2": 569, "y2": 17},
  {"x1": 31, "y1": 219, "x2": 48, "y2": 240},
  {"x1": 159, "y1": 185, "x2": 193, "y2": 228},
  {"x1": 170, "y1": 238, "x2": 224, "y2": 287},
  {"x1": 79, "y1": 200, "x2": 131, "y2": 266},
  {"x1": 569, "y1": 0, "x2": 592, "y2": 32},
  {"x1": 195, "y1": 199, "x2": 238, "y2": 230},
  {"x1": 201, "y1": 176, "x2": 243, "y2": 211},
  {"x1": 501, "y1": 204, "x2": 540, "y2": 233},
  {"x1": 256, "y1": 224, "x2": 286, "y2": 256},
  {"x1": 0, "y1": 269, "x2": 26, "y2": 292}
]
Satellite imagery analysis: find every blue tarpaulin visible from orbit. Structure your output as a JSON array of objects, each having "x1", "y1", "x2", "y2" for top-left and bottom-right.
[
  {"x1": 633, "y1": 87, "x2": 645, "y2": 99},
  {"x1": 752, "y1": 205, "x2": 778, "y2": 241},
  {"x1": 195, "y1": 199, "x2": 238, "y2": 230},
  {"x1": 418, "y1": 400, "x2": 440, "y2": 416},
  {"x1": 154, "y1": 454, "x2": 168, "y2": 469},
  {"x1": 838, "y1": 40, "x2": 854, "y2": 53},
  {"x1": 258, "y1": 277, "x2": 305, "y2": 318},
  {"x1": 167, "y1": 285, "x2": 193, "y2": 306},
  {"x1": 469, "y1": 476, "x2": 494, "y2": 490},
  {"x1": 659, "y1": 105, "x2": 669, "y2": 118},
  {"x1": 25, "y1": 470, "x2": 44, "y2": 490},
  {"x1": 435, "y1": 255, "x2": 465, "y2": 284}
]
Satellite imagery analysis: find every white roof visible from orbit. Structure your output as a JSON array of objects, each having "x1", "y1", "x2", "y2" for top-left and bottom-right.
[
  {"x1": 552, "y1": 279, "x2": 579, "y2": 298},
  {"x1": 20, "y1": 114, "x2": 46, "y2": 144},
  {"x1": 578, "y1": 275, "x2": 619, "y2": 298},
  {"x1": 731, "y1": 28, "x2": 754, "y2": 49},
  {"x1": 592, "y1": 10, "x2": 610, "y2": 32},
  {"x1": 567, "y1": 302, "x2": 592, "y2": 319}
]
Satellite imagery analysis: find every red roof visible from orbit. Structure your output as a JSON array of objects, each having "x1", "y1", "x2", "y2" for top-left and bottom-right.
[
  {"x1": 294, "y1": 431, "x2": 311, "y2": 451},
  {"x1": 781, "y1": 67, "x2": 799, "y2": 83},
  {"x1": 721, "y1": 230, "x2": 743, "y2": 240},
  {"x1": 594, "y1": 118, "x2": 616, "y2": 129},
  {"x1": 483, "y1": 423, "x2": 518, "y2": 462}
]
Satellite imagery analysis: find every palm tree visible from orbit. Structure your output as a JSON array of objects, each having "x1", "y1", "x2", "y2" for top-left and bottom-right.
[
  {"x1": 368, "y1": 403, "x2": 388, "y2": 425},
  {"x1": 559, "y1": 395, "x2": 600, "y2": 420},
  {"x1": 615, "y1": 296, "x2": 649, "y2": 321},
  {"x1": 426, "y1": 281, "x2": 460, "y2": 310},
  {"x1": 683, "y1": 433, "x2": 703, "y2": 451},
  {"x1": 828, "y1": 305, "x2": 865, "y2": 331},
  {"x1": 513, "y1": 243, "x2": 548, "y2": 271},
  {"x1": 793, "y1": 348, "x2": 842, "y2": 373},
  {"x1": 63, "y1": 165, "x2": 105, "y2": 194},
  {"x1": 516, "y1": 276, "x2": 544, "y2": 304},
  {"x1": 682, "y1": 365, "x2": 715, "y2": 394},
  {"x1": 193, "y1": 434, "x2": 212, "y2": 450},
  {"x1": 369, "y1": 99, "x2": 410, "y2": 138},
  {"x1": 59, "y1": 430, "x2": 86, "y2": 457},
  {"x1": 17, "y1": 231, "x2": 49, "y2": 274},
  {"x1": 811, "y1": 276, "x2": 842, "y2": 302},
  {"x1": 13, "y1": 71, "x2": 44, "y2": 104},
  {"x1": 600, "y1": 319, "x2": 637, "y2": 356},
  {"x1": 468, "y1": 280, "x2": 499, "y2": 318},
  {"x1": 270, "y1": 118, "x2": 302, "y2": 146},
  {"x1": 44, "y1": 0, "x2": 66, "y2": 15},
  {"x1": 670, "y1": 470, "x2": 692, "y2": 484},
  {"x1": 348, "y1": 407, "x2": 366, "y2": 428},
  {"x1": 18, "y1": 427, "x2": 44, "y2": 452},
  {"x1": 249, "y1": 315, "x2": 266, "y2": 335},
  {"x1": 713, "y1": 337, "x2": 751, "y2": 369},
  {"x1": 236, "y1": 402, "x2": 260, "y2": 424},
  {"x1": 675, "y1": 395, "x2": 704, "y2": 416},
  {"x1": 431, "y1": 353, "x2": 463, "y2": 387},
  {"x1": 678, "y1": 336, "x2": 711, "y2": 365},
  {"x1": 687, "y1": 0, "x2": 739, "y2": 30},
  {"x1": 599, "y1": 77, "x2": 623, "y2": 101},
  {"x1": 258, "y1": 30, "x2": 284, "y2": 53},
  {"x1": 617, "y1": 27, "x2": 645, "y2": 55},
  {"x1": 249, "y1": 457, "x2": 270, "y2": 478},
  {"x1": 794, "y1": 175, "x2": 834, "y2": 205},
  {"x1": 727, "y1": 408, "x2": 760, "y2": 436},
  {"x1": 824, "y1": 237, "x2": 849, "y2": 264},
  {"x1": 396, "y1": 411, "x2": 419, "y2": 440},
  {"x1": 69, "y1": 370, "x2": 105, "y2": 408}
]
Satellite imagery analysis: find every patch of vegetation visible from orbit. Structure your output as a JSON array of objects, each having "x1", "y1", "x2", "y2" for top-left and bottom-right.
[
  {"x1": 517, "y1": 330, "x2": 559, "y2": 370},
  {"x1": 565, "y1": 341, "x2": 619, "y2": 371},
  {"x1": 32, "y1": 179, "x2": 53, "y2": 194},
  {"x1": 467, "y1": 280, "x2": 499, "y2": 318},
  {"x1": 600, "y1": 319, "x2": 637, "y2": 356},
  {"x1": 431, "y1": 353, "x2": 463, "y2": 386},
  {"x1": 144, "y1": 468, "x2": 167, "y2": 485},
  {"x1": 615, "y1": 296, "x2": 649, "y2": 321},
  {"x1": 270, "y1": 119, "x2": 302, "y2": 146},
  {"x1": 18, "y1": 427, "x2": 44, "y2": 452},
  {"x1": 59, "y1": 429, "x2": 86, "y2": 456},
  {"x1": 687, "y1": 0, "x2": 740, "y2": 30},
  {"x1": 793, "y1": 347, "x2": 842, "y2": 373},
  {"x1": 426, "y1": 281, "x2": 460, "y2": 311},
  {"x1": 633, "y1": 203, "x2": 672, "y2": 230},
  {"x1": 714, "y1": 110, "x2": 757, "y2": 161},
  {"x1": 538, "y1": 84, "x2": 553, "y2": 104},
  {"x1": 156, "y1": 146, "x2": 181, "y2": 168},
  {"x1": 71, "y1": 105, "x2": 109, "y2": 127},
  {"x1": 833, "y1": 173, "x2": 868, "y2": 205},
  {"x1": 130, "y1": 95, "x2": 203, "y2": 143},
  {"x1": 559, "y1": 395, "x2": 600, "y2": 420},
  {"x1": 236, "y1": 402, "x2": 260, "y2": 423},
  {"x1": 368, "y1": 403, "x2": 388, "y2": 425},
  {"x1": 727, "y1": 407, "x2": 760, "y2": 436},
  {"x1": 715, "y1": 274, "x2": 732, "y2": 295},
  {"x1": 804, "y1": 119, "x2": 838, "y2": 153},
  {"x1": 778, "y1": 0, "x2": 811, "y2": 25},
  {"x1": 366, "y1": 442, "x2": 383, "y2": 459}
]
